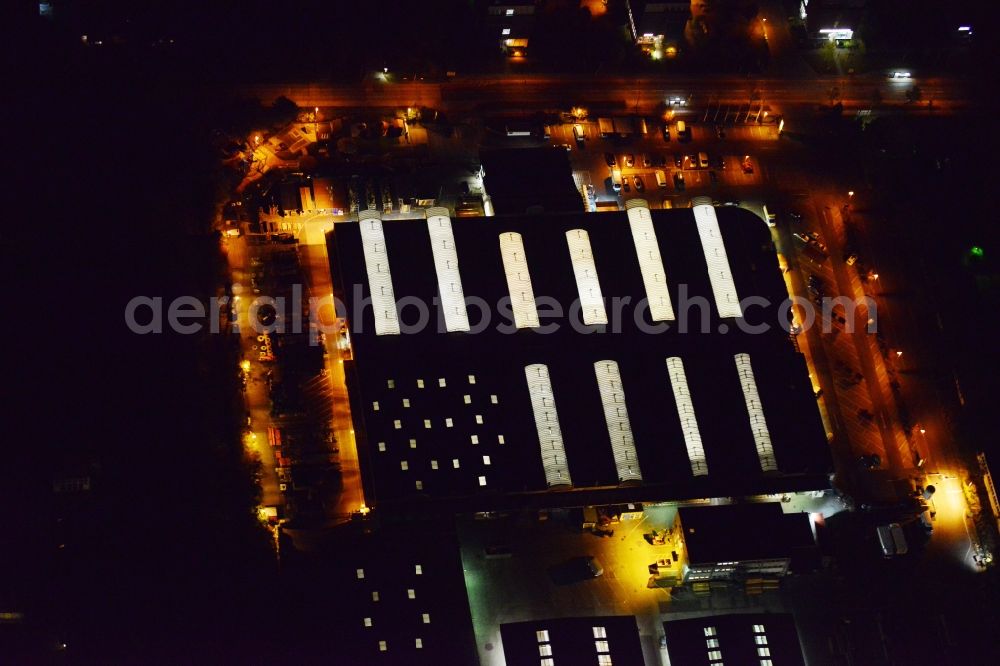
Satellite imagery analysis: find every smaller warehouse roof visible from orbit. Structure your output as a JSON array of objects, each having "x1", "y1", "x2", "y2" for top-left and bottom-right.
[
  {"x1": 481, "y1": 147, "x2": 583, "y2": 215},
  {"x1": 501, "y1": 615, "x2": 645, "y2": 666},
  {"x1": 678, "y1": 503, "x2": 815, "y2": 565},
  {"x1": 663, "y1": 612, "x2": 806, "y2": 666}
]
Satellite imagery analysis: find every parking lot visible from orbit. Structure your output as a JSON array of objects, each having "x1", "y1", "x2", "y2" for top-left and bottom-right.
[{"x1": 546, "y1": 117, "x2": 774, "y2": 210}]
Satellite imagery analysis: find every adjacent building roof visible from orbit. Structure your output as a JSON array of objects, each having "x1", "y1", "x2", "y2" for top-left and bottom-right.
[
  {"x1": 327, "y1": 203, "x2": 830, "y2": 514},
  {"x1": 340, "y1": 527, "x2": 478, "y2": 666},
  {"x1": 501, "y1": 615, "x2": 645, "y2": 666},
  {"x1": 662, "y1": 612, "x2": 806, "y2": 666},
  {"x1": 677, "y1": 503, "x2": 817, "y2": 565},
  {"x1": 481, "y1": 147, "x2": 584, "y2": 216}
]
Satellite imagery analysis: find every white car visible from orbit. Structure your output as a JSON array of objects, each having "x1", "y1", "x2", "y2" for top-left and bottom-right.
[{"x1": 889, "y1": 71, "x2": 911, "y2": 80}]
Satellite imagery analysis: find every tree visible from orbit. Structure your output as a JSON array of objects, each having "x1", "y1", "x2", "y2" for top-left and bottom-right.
[{"x1": 270, "y1": 96, "x2": 299, "y2": 128}]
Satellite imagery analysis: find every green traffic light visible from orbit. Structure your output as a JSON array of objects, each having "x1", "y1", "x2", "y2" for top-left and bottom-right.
[{"x1": 970, "y1": 246, "x2": 984, "y2": 258}]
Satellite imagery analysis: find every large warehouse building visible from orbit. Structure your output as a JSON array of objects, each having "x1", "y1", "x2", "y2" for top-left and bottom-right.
[{"x1": 327, "y1": 200, "x2": 831, "y2": 515}]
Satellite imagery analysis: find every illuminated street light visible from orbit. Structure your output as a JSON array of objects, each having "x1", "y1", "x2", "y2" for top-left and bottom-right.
[
  {"x1": 240, "y1": 360, "x2": 251, "y2": 373},
  {"x1": 896, "y1": 350, "x2": 903, "y2": 357},
  {"x1": 920, "y1": 427, "x2": 927, "y2": 434},
  {"x1": 848, "y1": 190, "x2": 855, "y2": 197}
]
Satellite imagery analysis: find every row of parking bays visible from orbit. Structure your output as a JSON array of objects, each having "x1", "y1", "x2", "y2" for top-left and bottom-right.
[{"x1": 605, "y1": 151, "x2": 754, "y2": 173}]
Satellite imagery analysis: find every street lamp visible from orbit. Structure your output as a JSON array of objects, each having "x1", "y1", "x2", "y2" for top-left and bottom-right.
[{"x1": 848, "y1": 190, "x2": 855, "y2": 197}]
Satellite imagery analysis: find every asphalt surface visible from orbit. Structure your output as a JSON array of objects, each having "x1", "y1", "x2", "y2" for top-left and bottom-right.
[{"x1": 236, "y1": 72, "x2": 970, "y2": 118}]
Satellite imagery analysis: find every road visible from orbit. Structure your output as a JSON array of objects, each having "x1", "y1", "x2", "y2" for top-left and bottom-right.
[{"x1": 235, "y1": 72, "x2": 969, "y2": 117}]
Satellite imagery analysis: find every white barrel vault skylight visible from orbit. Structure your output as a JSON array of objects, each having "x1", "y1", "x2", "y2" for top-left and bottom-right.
[
  {"x1": 594, "y1": 360, "x2": 643, "y2": 483},
  {"x1": 524, "y1": 364, "x2": 572, "y2": 487},
  {"x1": 625, "y1": 200, "x2": 675, "y2": 322},
  {"x1": 425, "y1": 207, "x2": 470, "y2": 333},
  {"x1": 499, "y1": 232, "x2": 540, "y2": 329},
  {"x1": 665, "y1": 357, "x2": 709, "y2": 476},
  {"x1": 734, "y1": 353, "x2": 778, "y2": 472},
  {"x1": 692, "y1": 201, "x2": 742, "y2": 319},
  {"x1": 565, "y1": 229, "x2": 608, "y2": 325},
  {"x1": 358, "y1": 210, "x2": 400, "y2": 336}
]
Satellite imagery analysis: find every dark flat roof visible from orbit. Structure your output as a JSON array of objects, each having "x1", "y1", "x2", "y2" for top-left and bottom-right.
[
  {"x1": 678, "y1": 503, "x2": 816, "y2": 564},
  {"x1": 501, "y1": 615, "x2": 645, "y2": 666},
  {"x1": 663, "y1": 612, "x2": 806, "y2": 666},
  {"x1": 337, "y1": 526, "x2": 478, "y2": 665},
  {"x1": 481, "y1": 147, "x2": 583, "y2": 215},
  {"x1": 328, "y1": 206, "x2": 830, "y2": 512}
]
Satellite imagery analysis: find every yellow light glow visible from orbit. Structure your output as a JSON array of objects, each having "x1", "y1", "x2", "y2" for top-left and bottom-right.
[{"x1": 240, "y1": 360, "x2": 251, "y2": 372}]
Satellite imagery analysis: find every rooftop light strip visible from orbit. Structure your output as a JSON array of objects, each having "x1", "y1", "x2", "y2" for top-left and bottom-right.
[
  {"x1": 625, "y1": 200, "x2": 675, "y2": 322},
  {"x1": 358, "y1": 211, "x2": 400, "y2": 335},
  {"x1": 594, "y1": 360, "x2": 643, "y2": 483},
  {"x1": 665, "y1": 357, "x2": 708, "y2": 476},
  {"x1": 425, "y1": 207, "x2": 470, "y2": 333},
  {"x1": 692, "y1": 202, "x2": 742, "y2": 318},
  {"x1": 525, "y1": 364, "x2": 572, "y2": 487},
  {"x1": 734, "y1": 353, "x2": 778, "y2": 472},
  {"x1": 499, "y1": 232, "x2": 540, "y2": 329},
  {"x1": 566, "y1": 229, "x2": 608, "y2": 325}
]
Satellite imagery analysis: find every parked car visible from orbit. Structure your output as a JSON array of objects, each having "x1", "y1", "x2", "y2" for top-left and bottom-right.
[
  {"x1": 548, "y1": 556, "x2": 604, "y2": 585},
  {"x1": 623, "y1": 154, "x2": 635, "y2": 167},
  {"x1": 604, "y1": 152, "x2": 617, "y2": 167},
  {"x1": 807, "y1": 274, "x2": 825, "y2": 296},
  {"x1": 741, "y1": 155, "x2": 754, "y2": 174},
  {"x1": 698, "y1": 152, "x2": 709, "y2": 168},
  {"x1": 673, "y1": 153, "x2": 683, "y2": 168},
  {"x1": 662, "y1": 124, "x2": 670, "y2": 141},
  {"x1": 634, "y1": 176, "x2": 645, "y2": 191},
  {"x1": 673, "y1": 172, "x2": 685, "y2": 191},
  {"x1": 642, "y1": 153, "x2": 652, "y2": 167}
]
